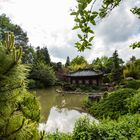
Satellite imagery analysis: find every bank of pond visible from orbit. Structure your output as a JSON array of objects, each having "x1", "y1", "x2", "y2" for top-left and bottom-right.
[
  {"x1": 35, "y1": 83, "x2": 140, "y2": 139},
  {"x1": 35, "y1": 87, "x2": 97, "y2": 133}
]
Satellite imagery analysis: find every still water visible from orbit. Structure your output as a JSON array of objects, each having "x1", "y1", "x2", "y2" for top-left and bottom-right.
[{"x1": 35, "y1": 87, "x2": 96, "y2": 133}]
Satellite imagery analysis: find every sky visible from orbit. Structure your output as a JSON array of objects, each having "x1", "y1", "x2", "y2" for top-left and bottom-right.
[{"x1": 0, "y1": 0, "x2": 140, "y2": 63}]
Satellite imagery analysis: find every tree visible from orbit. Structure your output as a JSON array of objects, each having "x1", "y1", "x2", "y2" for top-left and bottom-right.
[
  {"x1": 123, "y1": 58, "x2": 140, "y2": 79},
  {"x1": 71, "y1": 0, "x2": 140, "y2": 51},
  {"x1": 71, "y1": 55, "x2": 88, "y2": 65},
  {"x1": 0, "y1": 32, "x2": 40, "y2": 139},
  {"x1": 30, "y1": 62, "x2": 56, "y2": 87},
  {"x1": 130, "y1": 56, "x2": 136, "y2": 62},
  {"x1": 69, "y1": 55, "x2": 88, "y2": 71},
  {"x1": 0, "y1": 14, "x2": 28, "y2": 46},
  {"x1": 35, "y1": 46, "x2": 51, "y2": 65},
  {"x1": 110, "y1": 50, "x2": 123, "y2": 82},
  {"x1": 0, "y1": 14, "x2": 37, "y2": 64},
  {"x1": 22, "y1": 44, "x2": 35, "y2": 64},
  {"x1": 65, "y1": 56, "x2": 70, "y2": 67},
  {"x1": 92, "y1": 56, "x2": 113, "y2": 73}
]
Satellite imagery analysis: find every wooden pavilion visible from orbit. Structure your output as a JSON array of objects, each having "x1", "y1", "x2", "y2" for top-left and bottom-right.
[{"x1": 64, "y1": 68, "x2": 103, "y2": 86}]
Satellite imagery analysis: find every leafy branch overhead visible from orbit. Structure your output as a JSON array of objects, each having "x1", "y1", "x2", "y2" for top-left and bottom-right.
[
  {"x1": 71, "y1": 0, "x2": 140, "y2": 51},
  {"x1": 130, "y1": 42, "x2": 140, "y2": 49},
  {"x1": 130, "y1": 7, "x2": 140, "y2": 49},
  {"x1": 131, "y1": 7, "x2": 140, "y2": 18}
]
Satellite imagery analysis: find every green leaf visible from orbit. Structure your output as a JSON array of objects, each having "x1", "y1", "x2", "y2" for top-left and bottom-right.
[
  {"x1": 78, "y1": 34, "x2": 82, "y2": 40},
  {"x1": 89, "y1": 30, "x2": 94, "y2": 34},
  {"x1": 89, "y1": 36, "x2": 94, "y2": 42},
  {"x1": 70, "y1": 12, "x2": 77, "y2": 15},
  {"x1": 72, "y1": 26, "x2": 79, "y2": 30},
  {"x1": 91, "y1": 20, "x2": 96, "y2": 25}
]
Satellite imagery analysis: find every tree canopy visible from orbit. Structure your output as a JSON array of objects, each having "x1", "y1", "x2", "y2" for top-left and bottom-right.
[{"x1": 0, "y1": 14, "x2": 28, "y2": 46}]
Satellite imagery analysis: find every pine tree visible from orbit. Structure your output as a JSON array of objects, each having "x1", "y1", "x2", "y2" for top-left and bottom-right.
[
  {"x1": 65, "y1": 56, "x2": 70, "y2": 67},
  {"x1": 110, "y1": 50, "x2": 123, "y2": 83},
  {"x1": 0, "y1": 32, "x2": 40, "y2": 140}
]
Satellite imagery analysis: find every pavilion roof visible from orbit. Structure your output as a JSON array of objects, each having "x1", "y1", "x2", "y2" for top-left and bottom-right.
[{"x1": 65, "y1": 68, "x2": 103, "y2": 77}]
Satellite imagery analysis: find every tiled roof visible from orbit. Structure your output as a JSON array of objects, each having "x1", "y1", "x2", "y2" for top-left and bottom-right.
[{"x1": 65, "y1": 69, "x2": 103, "y2": 77}]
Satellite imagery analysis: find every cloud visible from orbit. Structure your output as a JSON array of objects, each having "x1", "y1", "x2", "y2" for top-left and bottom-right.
[
  {"x1": 88, "y1": 0, "x2": 140, "y2": 62},
  {"x1": 95, "y1": 1, "x2": 140, "y2": 45},
  {"x1": 0, "y1": 0, "x2": 140, "y2": 63},
  {"x1": 38, "y1": 107, "x2": 96, "y2": 133}
]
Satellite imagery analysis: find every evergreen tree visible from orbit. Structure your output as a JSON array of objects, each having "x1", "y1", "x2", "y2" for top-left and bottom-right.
[
  {"x1": 0, "y1": 32, "x2": 40, "y2": 140},
  {"x1": 35, "y1": 46, "x2": 51, "y2": 65},
  {"x1": 110, "y1": 50, "x2": 123, "y2": 83},
  {"x1": 65, "y1": 56, "x2": 70, "y2": 67},
  {"x1": 130, "y1": 56, "x2": 136, "y2": 62},
  {"x1": 22, "y1": 44, "x2": 35, "y2": 64}
]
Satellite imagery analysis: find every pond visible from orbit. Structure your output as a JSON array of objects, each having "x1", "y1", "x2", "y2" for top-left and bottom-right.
[{"x1": 35, "y1": 87, "x2": 97, "y2": 133}]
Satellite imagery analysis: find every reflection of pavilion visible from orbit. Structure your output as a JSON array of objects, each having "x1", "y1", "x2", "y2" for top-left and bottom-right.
[{"x1": 64, "y1": 68, "x2": 103, "y2": 86}]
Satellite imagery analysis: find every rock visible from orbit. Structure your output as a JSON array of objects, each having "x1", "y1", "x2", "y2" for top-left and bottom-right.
[{"x1": 88, "y1": 95, "x2": 101, "y2": 102}]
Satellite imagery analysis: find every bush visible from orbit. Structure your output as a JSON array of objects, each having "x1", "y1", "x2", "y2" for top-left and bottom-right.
[
  {"x1": 124, "y1": 80, "x2": 140, "y2": 90},
  {"x1": 86, "y1": 88, "x2": 136, "y2": 119},
  {"x1": 78, "y1": 84, "x2": 99, "y2": 92},
  {"x1": 43, "y1": 130, "x2": 72, "y2": 140},
  {"x1": 126, "y1": 89, "x2": 140, "y2": 114},
  {"x1": 30, "y1": 62, "x2": 56, "y2": 88},
  {"x1": 73, "y1": 116, "x2": 94, "y2": 140},
  {"x1": 62, "y1": 83, "x2": 77, "y2": 91},
  {"x1": 73, "y1": 114, "x2": 140, "y2": 140}
]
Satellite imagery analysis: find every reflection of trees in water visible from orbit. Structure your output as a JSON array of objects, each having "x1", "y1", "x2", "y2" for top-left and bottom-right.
[
  {"x1": 36, "y1": 88, "x2": 57, "y2": 121},
  {"x1": 36, "y1": 88, "x2": 87, "y2": 121},
  {"x1": 55, "y1": 94, "x2": 86, "y2": 111}
]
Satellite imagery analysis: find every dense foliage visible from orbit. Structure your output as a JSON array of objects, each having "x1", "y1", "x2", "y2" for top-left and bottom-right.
[
  {"x1": 123, "y1": 59, "x2": 140, "y2": 79},
  {"x1": 0, "y1": 32, "x2": 40, "y2": 139},
  {"x1": 122, "y1": 80, "x2": 140, "y2": 90},
  {"x1": 69, "y1": 55, "x2": 88, "y2": 71},
  {"x1": 29, "y1": 62, "x2": 56, "y2": 88},
  {"x1": 73, "y1": 114, "x2": 140, "y2": 140},
  {"x1": 84, "y1": 88, "x2": 136, "y2": 119},
  {"x1": 35, "y1": 46, "x2": 51, "y2": 65},
  {"x1": 0, "y1": 14, "x2": 36, "y2": 64},
  {"x1": 92, "y1": 50, "x2": 124, "y2": 83},
  {"x1": 0, "y1": 14, "x2": 28, "y2": 46}
]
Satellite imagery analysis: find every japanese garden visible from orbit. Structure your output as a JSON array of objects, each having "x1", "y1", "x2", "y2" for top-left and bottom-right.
[{"x1": 0, "y1": 0, "x2": 140, "y2": 140}]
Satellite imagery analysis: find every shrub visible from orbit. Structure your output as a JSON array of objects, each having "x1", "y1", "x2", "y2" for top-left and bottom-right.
[
  {"x1": 73, "y1": 116, "x2": 94, "y2": 140},
  {"x1": 30, "y1": 62, "x2": 56, "y2": 88},
  {"x1": 124, "y1": 80, "x2": 140, "y2": 90},
  {"x1": 62, "y1": 83, "x2": 77, "y2": 91},
  {"x1": 73, "y1": 114, "x2": 140, "y2": 140},
  {"x1": 86, "y1": 88, "x2": 136, "y2": 119},
  {"x1": 126, "y1": 89, "x2": 140, "y2": 114},
  {"x1": 43, "y1": 130, "x2": 72, "y2": 140}
]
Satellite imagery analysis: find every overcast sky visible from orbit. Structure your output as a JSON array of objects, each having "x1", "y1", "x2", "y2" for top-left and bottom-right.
[{"x1": 0, "y1": 0, "x2": 140, "y2": 63}]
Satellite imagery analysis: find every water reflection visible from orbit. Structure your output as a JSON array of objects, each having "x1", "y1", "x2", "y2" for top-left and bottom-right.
[
  {"x1": 38, "y1": 107, "x2": 95, "y2": 133},
  {"x1": 35, "y1": 87, "x2": 96, "y2": 133}
]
